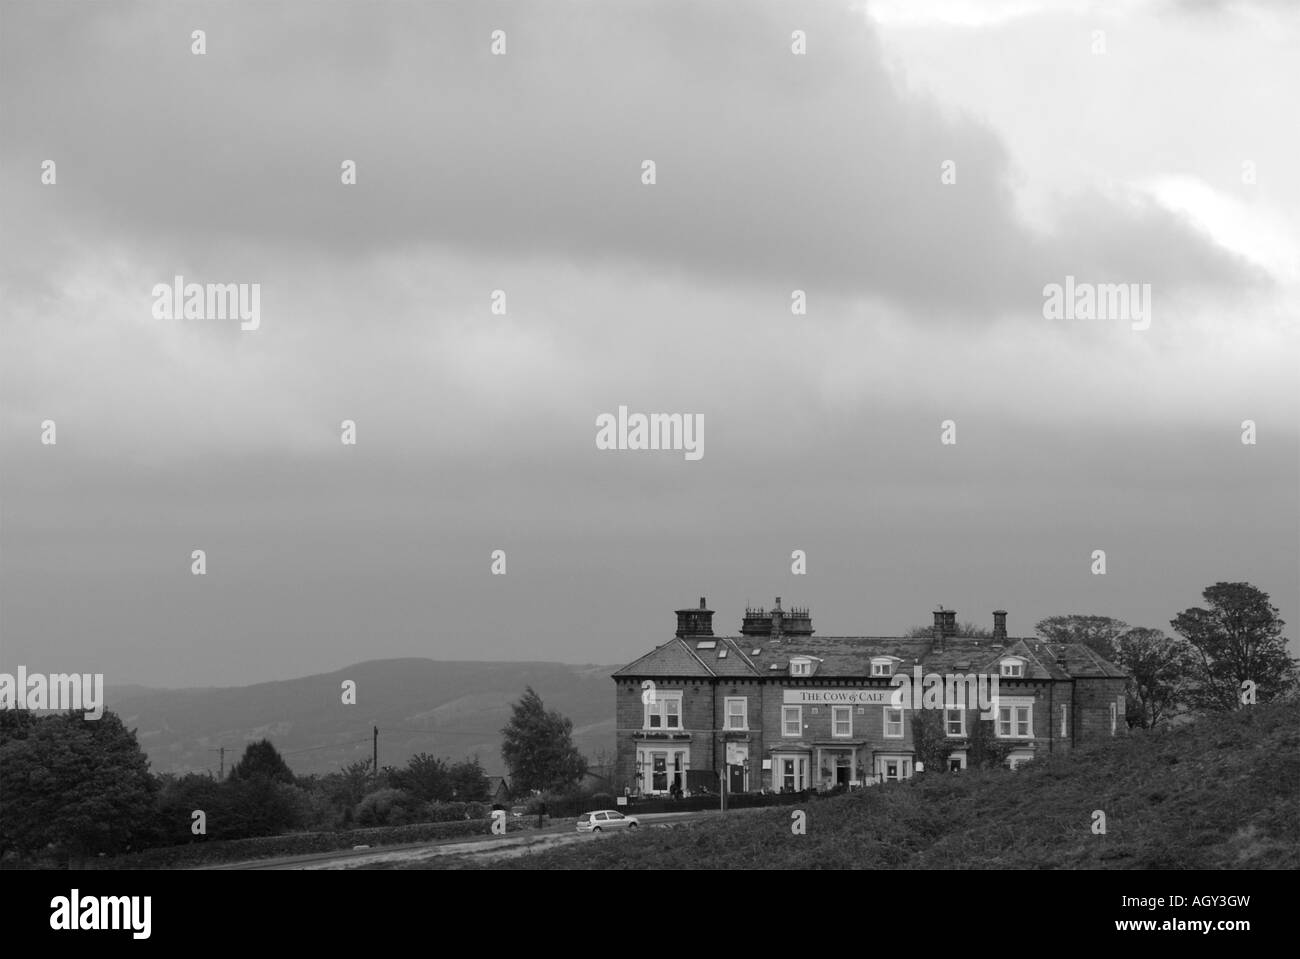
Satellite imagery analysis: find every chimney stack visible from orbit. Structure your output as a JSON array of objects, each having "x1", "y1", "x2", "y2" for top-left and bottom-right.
[
  {"x1": 942, "y1": 609, "x2": 957, "y2": 637},
  {"x1": 675, "y1": 597, "x2": 714, "y2": 638},
  {"x1": 992, "y1": 610, "x2": 1008, "y2": 641},
  {"x1": 932, "y1": 608, "x2": 945, "y2": 649},
  {"x1": 742, "y1": 598, "x2": 812, "y2": 639}
]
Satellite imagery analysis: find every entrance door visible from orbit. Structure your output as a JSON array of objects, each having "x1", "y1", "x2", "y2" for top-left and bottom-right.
[
  {"x1": 777, "y1": 756, "x2": 808, "y2": 792},
  {"x1": 652, "y1": 754, "x2": 668, "y2": 792},
  {"x1": 729, "y1": 764, "x2": 745, "y2": 794}
]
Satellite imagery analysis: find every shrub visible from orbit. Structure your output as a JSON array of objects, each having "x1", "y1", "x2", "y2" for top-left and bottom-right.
[
  {"x1": 355, "y1": 788, "x2": 425, "y2": 827},
  {"x1": 425, "y1": 801, "x2": 470, "y2": 822}
]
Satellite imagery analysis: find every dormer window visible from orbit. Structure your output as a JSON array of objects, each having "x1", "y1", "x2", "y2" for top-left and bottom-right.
[
  {"x1": 1000, "y1": 657, "x2": 1025, "y2": 678},
  {"x1": 870, "y1": 657, "x2": 897, "y2": 678},
  {"x1": 789, "y1": 658, "x2": 813, "y2": 677}
]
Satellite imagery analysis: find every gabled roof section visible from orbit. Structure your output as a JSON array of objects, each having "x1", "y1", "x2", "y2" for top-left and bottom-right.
[
  {"x1": 612, "y1": 638, "x2": 716, "y2": 679},
  {"x1": 712, "y1": 638, "x2": 762, "y2": 676},
  {"x1": 1042, "y1": 641, "x2": 1129, "y2": 679},
  {"x1": 971, "y1": 639, "x2": 1067, "y2": 680}
]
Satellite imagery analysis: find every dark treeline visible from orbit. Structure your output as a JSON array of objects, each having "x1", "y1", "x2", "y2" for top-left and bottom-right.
[{"x1": 0, "y1": 716, "x2": 498, "y2": 866}]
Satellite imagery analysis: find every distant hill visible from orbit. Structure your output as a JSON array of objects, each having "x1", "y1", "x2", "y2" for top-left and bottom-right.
[{"x1": 110, "y1": 660, "x2": 618, "y2": 777}]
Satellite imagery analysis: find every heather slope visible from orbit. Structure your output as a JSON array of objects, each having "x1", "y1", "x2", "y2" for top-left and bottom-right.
[{"x1": 463, "y1": 700, "x2": 1299, "y2": 870}]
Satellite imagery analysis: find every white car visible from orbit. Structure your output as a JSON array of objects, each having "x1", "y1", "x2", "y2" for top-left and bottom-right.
[{"x1": 576, "y1": 810, "x2": 640, "y2": 833}]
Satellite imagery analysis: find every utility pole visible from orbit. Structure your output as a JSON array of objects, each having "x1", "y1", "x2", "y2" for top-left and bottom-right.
[{"x1": 372, "y1": 725, "x2": 378, "y2": 779}]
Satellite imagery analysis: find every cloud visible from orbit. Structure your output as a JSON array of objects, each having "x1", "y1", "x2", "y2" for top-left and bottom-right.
[{"x1": 0, "y1": 0, "x2": 1262, "y2": 319}]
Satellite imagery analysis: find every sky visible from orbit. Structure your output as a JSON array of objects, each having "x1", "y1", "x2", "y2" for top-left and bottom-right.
[{"x1": 1, "y1": 0, "x2": 1296, "y2": 687}]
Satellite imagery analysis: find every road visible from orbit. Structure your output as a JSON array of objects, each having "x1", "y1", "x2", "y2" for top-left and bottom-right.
[{"x1": 207, "y1": 808, "x2": 757, "y2": 870}]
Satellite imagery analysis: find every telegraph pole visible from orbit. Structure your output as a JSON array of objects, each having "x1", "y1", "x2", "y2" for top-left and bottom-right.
[{"x1": 372, "y1": 726, "x2": 378, "y2": 779}]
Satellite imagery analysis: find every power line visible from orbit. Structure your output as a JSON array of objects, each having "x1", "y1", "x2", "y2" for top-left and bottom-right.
[{"x1": 280, "y1": 737, "x2": 372, "y2": 757}]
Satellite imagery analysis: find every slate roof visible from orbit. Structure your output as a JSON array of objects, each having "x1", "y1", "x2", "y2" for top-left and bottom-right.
[
  {"x1": 615, "y1": 635, "x2": 1127, "y2": 681},
  {"x1": 612, "y1": 639, "x2": 716, "y2": 678}
]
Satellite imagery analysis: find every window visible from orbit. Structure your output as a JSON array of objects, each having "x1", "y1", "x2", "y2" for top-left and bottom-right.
[
  {"x1": 997, "y1": 705, "x2": 1032, "y2": 738},
  {"x1": 725, "y1": 697, "x2": 747, "y2": 730},
  {"x1": 884, "y1": 707, "x2": 904, "y2": 738},
  {"x1": 639, "y1": 747, "x2": 689, "y2": 795},
  {"x1": 776, "y1": 755, "x2": 808, "y2": 792},
  {"x1": 948, "y1": 753, "x2": 967, "y2": 772},
  {"x1": 871, "y1": 660, "x2": 893, "y2": 677},
  {"x1": 944, "y1": 708, "x2": 965, "y2": 737},
  {"x1": 790, "y1": 659, "x2": 812, "y2": 676},
  {"x1": 782, "y1": 706, "x2": 802, "y2": 737},
  {"x1": 876, "y1": 755, "x2": 914, "y2": 782},
  {"x1": 1000, "y1": 658, "x2": 1024, "y2": 678},
  {"x1": 644, "y1": 691, "x2": 683, "y2": 730},
  {"x1": 832, "y1": 706, "x2": 852, "y2": 738}
]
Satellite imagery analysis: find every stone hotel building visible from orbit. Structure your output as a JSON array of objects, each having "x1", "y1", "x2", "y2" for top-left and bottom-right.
[{"x1": 613, "y1": 598, "x2": 1128, "y2": 796}]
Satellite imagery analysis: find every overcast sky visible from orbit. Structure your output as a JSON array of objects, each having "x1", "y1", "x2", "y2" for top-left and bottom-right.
[{"x1": 1, "y1": 0, "x2": 1296, "y2": 687}]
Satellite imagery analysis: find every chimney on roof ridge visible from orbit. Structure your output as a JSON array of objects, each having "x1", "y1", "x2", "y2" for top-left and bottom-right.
[
  {"x1": 675, "y1": 597, "x2": 714, "y2": 638},
  {"x1": 932, "y1": 608, "x2": 945, "y2": 651},
  {"x1": 993, "y1": 609, "x2": 1008, "y2": 641},
  {"x1": 742, "y1": 596, "x2": 812, "y2": 641}
]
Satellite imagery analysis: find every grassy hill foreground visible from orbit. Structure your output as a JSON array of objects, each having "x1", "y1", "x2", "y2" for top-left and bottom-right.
[{"x1": 450, "y1": 700, "x2": 1299, "y2": 869}]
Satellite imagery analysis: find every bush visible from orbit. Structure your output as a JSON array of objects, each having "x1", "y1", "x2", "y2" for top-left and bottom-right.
[
  {"x1": 355, "y1": 788, "x2": 425, "y2": 827},
  {"x1": 425, "y1": 801, "x2": 470, "y2": 822}
]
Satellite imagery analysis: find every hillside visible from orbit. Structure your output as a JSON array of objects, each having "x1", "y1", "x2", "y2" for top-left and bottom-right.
[
  {"x1": 445, "y1": 700, "x2": 1300, "y2": 869},
  {"x1": 109, "y1": 659, "x2": 618, "y2": 777}
]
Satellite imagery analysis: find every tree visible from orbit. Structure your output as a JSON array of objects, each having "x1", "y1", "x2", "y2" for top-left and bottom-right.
[
  {"x1": 501, "y1": 686, "x2": 588, "y2": 793},
  {"x1": 0, "y1": 710, "x2": 158, "y2": 862},
  {"x1": 228, "y1": 739, "x2": 296, "y2": 785},
  {"x1": 392, "y1": 752, "x2": 451, "y2": 802},
  {"x1": 1111, "y1": 627, "x2": 1196, "y2": 728},
  {"x1": 1034, "y1": 615, "x2": 1129, "y2": 660},
  {"x1": 315, "y1": 758, "x2": 375, "y2": 828},
  {"x1": 223, "y1": 776, "x2": 310, "y2": 837},
  {"x1": 910, "y1": 709, "x2": 952, "y2": 773},
  {"x1": 1171, "y1": 582, "x2": 1297, "y2": 712},
  {"x1": 966, "y1": 716, "x2": 1013, "y2": 770},
  {"x1": 448, "y1": 756, "x2": 490, "y2": 802},
  {"x1": 903, "y1": 622, "x2": 991, "y2": 639}
]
